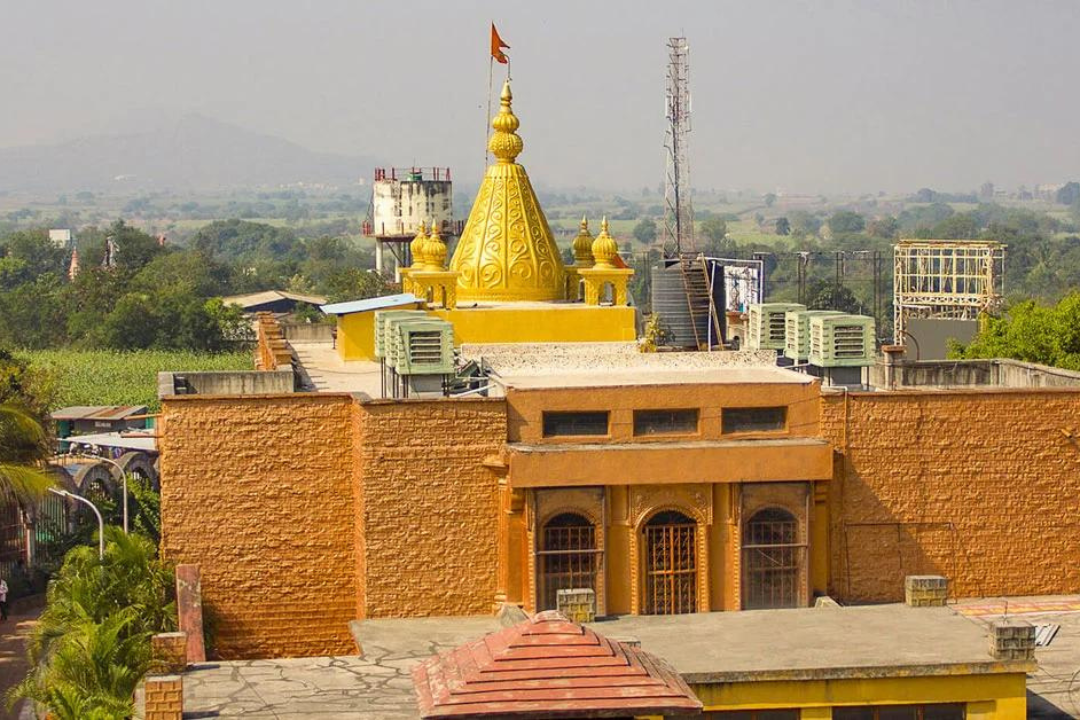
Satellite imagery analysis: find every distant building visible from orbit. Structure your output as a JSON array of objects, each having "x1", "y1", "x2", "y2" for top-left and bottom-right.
[
  {"x1": 48, "y1": 229, "x2": 73, "y2": 248},
  {"x1": 220, "y1": 290, "x2": 327, "y2": 315}
]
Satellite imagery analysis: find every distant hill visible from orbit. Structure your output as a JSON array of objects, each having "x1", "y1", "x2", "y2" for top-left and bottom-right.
[{"x1": 0, "y1": 113, "x2": 377, "y2": 193}]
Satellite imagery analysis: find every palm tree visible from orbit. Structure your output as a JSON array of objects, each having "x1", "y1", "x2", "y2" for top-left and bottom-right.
[{"x1": 0, "y1": 403, "x2": 54, "y2": 502}]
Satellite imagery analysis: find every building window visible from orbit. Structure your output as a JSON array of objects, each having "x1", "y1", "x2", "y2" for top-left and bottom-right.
[
  {"x1": 643, "y1": 510, "x2": 697, "y2": 615},
  {"x1": 722, "y1": 406, "x2": 787, "y2": 434},
  {"x1": 743, "y1": 508, "x2": 801, "y2": 610},
  {"x1": 539, "y1": 513, "x2": 599, "y2": 611},
  {"x1": 542, "y1": 411, "x2": 609, "y2": 437},
  {"x1": 833, "y1": 704, "x2": 965, "y2": 720},
  {"x1": 633, "y1": 409, "x2": 699, "y2": 436},
  {"x1": 705, "y1": 711, "x2": 800, "y2": 720}
]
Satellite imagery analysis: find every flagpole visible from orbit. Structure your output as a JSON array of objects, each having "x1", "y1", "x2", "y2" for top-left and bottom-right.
[{"x1": 485, "y1": 55, "x2": 494, "y2": 168}]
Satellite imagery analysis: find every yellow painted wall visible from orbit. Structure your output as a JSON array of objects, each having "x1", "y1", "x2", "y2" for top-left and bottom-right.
[
  {"x1": 433, "y1": 304, "x2": 637, "y2": 344},
  {"x1": 335, "y1": 302, "x2": 421, "y2": 361},
  {"x1": 691, "y1": 672, "x2": 1027, "y2": 719}
]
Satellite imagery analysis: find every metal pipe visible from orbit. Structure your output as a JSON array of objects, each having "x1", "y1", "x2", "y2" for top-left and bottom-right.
[{"x1": 49, "y1": 487, "x2": 104, "y2": 560}]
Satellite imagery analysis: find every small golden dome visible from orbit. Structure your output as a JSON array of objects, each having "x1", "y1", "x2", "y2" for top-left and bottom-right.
[
  {"x1": 572, "y1": 215, "x2": 595, "y2": 267},
  {"x1": 410, "y1": 222, "x2": 429, "y2": 269},
  {"x1": 426, "y1": 221, "x2": 447, "y2": 271},
  {"x1": 488, "y1": 81, "x2": 524, "y2": 163},
  {"x1": 591, "y1": 216, "x2": 619, "y2": 268}
]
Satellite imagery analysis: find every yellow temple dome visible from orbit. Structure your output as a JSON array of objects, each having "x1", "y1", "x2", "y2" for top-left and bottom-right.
[
  {"x1": 426, "y1": 221, "x2": 448, "y2": 271},
  {"x1": 450, "y1": 80, "x2": 565, "y2": 302},
  {"x1": 410, "y1": 222, "x2": 429, "y2": 269},
  {"x1": 572, "y1": 215, "x2": 595, "y2": 267},
  {"x1": 591, "y1": 217, "x2": 619, "y2": 268}
]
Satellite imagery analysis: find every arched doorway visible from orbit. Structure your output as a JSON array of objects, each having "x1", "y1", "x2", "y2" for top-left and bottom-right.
[
  {"x1": 642, "y1": 510, "x2": 697, "y2": 615},
  {"x1": 539, "y1": 513, "x2": 598, "y2": 611},
  {"x1": 742, "y1": 507, "x2": 801, "y2": 610}
]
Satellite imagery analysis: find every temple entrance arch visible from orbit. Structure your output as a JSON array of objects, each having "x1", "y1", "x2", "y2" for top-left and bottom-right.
[
  {"x1": 642, "y1": 510, "x2": 697, "y2": 615},
  {"x1": 742, "y1": 507, "x2": 801, "y2": 609},
  {"x1": 539, "y1": 512, "x2": 598, "y2": 611}
]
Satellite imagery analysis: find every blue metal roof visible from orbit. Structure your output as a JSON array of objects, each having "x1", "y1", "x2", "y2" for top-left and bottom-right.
[{"x1": 320, "y1": 293, "x2": 422, "y2": 315}]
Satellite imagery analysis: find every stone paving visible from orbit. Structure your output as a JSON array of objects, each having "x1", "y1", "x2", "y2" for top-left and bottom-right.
[
  {"x1": 182, "y1": 655, "x2": 419, "y2": 719},
  {"x1": 181, "y1": 617, "x2": 506, "y2": 719}
]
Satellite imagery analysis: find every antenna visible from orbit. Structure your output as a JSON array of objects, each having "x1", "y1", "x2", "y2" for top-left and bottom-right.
[{"x1": 662, "y1": 37, "x2": 694, "y2": 258}]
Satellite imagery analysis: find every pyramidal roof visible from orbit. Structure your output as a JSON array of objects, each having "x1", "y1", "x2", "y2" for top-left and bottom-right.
[
  {"x1": 412, "y1": 611, "x2": 703, "y2": 718},
  {"x1": 449, "y1": 81, "x2": 566, "y2": 303}
]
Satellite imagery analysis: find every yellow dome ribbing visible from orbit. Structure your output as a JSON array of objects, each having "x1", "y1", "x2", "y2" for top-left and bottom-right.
[
  {"x1": 426, "y1": 222, "x2": 447, "y2": 271},
  {"x1": 572, "y1": 215, "x2": 595, "y2": 267},
  {"x1": 410, "y1": 222, "x2": 429, "y2": 269},
  {"x1": 591, "y1": 216, "x2": 619, "y2": 268},
  {"x1": 450, "y1": 80, "x2": 565, "y2": 302}
]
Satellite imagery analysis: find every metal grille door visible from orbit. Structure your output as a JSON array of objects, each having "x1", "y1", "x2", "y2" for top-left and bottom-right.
[
  {"x1": 743, "y1": 509, "x2": 801, "y2": 610},
  {"x1": 644, "y1": 513, "x2": 697, "y2": 614},
  {"x1": 540, "y1": 518, "x2": 598, "y2": 611}
]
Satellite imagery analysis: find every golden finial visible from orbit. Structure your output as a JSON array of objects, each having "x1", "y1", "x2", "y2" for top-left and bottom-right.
[
  {"x1": 489, "y1": 80, "x2": 524, "y2": 163},
  {"x1": 572, "y1": 214, "x2": 595, "y2": 267},
  {"x1": 410, "y1": 221, "x2": 429, "y2": 269},
  {"x1": 591, "y1": 215, "x2": 619, "y2": 268},
  {"x1": 426, "y1": 220, "x2": 447, "y2": 271}
]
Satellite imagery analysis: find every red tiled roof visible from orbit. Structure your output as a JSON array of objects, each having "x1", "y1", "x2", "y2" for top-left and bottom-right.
[{"x1": 412, "y1": 611, "x2": 703, "y2": 718}]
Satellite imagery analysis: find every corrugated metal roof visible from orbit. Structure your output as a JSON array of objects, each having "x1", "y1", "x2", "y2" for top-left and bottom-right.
[
  {"x1": 221, "y1": 290, "x2": 328, "y2": 308},
  {"x1": 61, "y1": 432, "x2": 156, "y2": 453},
  {"x1": 50, "y1": 405, "x2": 147, "y2": 421},
  {"x1": 321, "y1": 293, "x2": 422, "y2": 315},
  {"x1": 412, "y1": 611, "x2": 702, "y2": 718}
]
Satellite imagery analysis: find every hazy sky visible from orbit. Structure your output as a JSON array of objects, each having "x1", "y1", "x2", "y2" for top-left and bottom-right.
[{"x1": 2, "y1": 0, "x2": 1078, "y2": 194}]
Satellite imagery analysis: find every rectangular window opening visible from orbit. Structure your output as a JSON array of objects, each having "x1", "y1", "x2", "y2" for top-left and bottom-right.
[
  {"x1": 542, "y1": 411, "x2": 609, "y2": 437},
  {"x1": 633, "y1": 409, "x2": 699, "y2": 436},
  {"x1": 722, "y1": 406, "x2": 787, "y2": 434}
]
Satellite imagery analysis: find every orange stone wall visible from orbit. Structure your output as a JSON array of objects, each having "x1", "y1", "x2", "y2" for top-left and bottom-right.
[
  {"x1": 355, "y1": 398, "x2": 506, "y2": 617},
  {"x1": 160, "y1": 394, "x2": 358, "y2": 659},
  {"x1": 821, "y1": 388, "x2": 1080, "y2": 603}
]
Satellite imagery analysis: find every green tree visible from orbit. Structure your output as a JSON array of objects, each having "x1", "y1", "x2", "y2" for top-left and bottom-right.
[
  {"x1": 867, "y1": 216, "x2": 899, "y2": 240},
  {"x1": 804, "y1": 279, "x2": 868, "y2": 315},
  {"x1": 950, "y1": 292, "x2": 1080, "y2": 370},
  {"x1": 932, "y1": 212, "x2": 980, "y2": 239},
  {"x1": 11, "y1": 528, "x2": 177, "y2": 718},
  {"x1": 699, "y1": 216, "x2": 733, "y2": 256},
  {"x1": 788, "y1": 211, "x2": 821, "y2": 240},
  {"x1": 775, "y1": 217, "x2": 791, "y2": 236},
  {"x1": 827, "y1": 211, "x2": 865, "y2": 236},
  {"x1": 632, "y1": 218, "x2": 658, "y2": 245},
  {"x1": 1055, "y1": 181, "x2": 1080, "y2": 206},
  {"x1": 764, "y1": 193, "x2": 777, "y2": 208},
  {"x1": 324, "y1": 269, "x2": 397, "y2": 303}
]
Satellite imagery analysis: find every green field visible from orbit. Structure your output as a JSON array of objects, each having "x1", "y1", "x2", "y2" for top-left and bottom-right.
[{"x1": 19, "y1": 349, "x2": 254, "y2": 412}]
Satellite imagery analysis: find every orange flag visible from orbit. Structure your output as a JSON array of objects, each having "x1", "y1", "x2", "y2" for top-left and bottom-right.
[{"x1": 491, "y1": 23, "x2": 510, "y2": 64}]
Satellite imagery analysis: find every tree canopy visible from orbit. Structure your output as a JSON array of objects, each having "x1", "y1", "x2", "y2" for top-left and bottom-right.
[{"x1": 950, "y1": 292, "x2": 1080, "y2": 370}]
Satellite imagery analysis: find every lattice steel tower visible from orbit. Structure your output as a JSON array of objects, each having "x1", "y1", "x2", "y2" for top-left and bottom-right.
[{"x1": 662, "y1": 37, "x2": 694, "y2": 258}]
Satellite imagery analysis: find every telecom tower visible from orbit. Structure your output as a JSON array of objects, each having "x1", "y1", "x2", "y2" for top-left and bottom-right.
[
  {"x1": 662, "y1": 37, "x2": 694, "y2": 257},
  {"x1": 652, "y1": 37, "x2": 720, "y2": 348}
]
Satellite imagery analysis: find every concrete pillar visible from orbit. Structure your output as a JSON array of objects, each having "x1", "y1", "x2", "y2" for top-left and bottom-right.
[
  {"x1": 175, "y1": 564, "x2": 206, "y2": 663},
  {"x1": 375, "y1": 241, "x2": 384, "y2": 274}
]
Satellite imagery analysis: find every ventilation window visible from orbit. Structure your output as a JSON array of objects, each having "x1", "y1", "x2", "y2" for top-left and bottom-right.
[
  {"x1": 542, "y1": 411, "x2": 609, "y2": 437},
  {"x1": 722, "y1": 407, "x2": 787, "y2": 434},
  {"x1": 633, "y1": 409, "x2": 699, "y2": 436}
]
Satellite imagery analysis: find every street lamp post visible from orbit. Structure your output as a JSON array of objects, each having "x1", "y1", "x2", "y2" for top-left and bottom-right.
[
  {"x1": 48, "y1": 487, "x2": 104, "y2": 560},
  {"x1": 60, "y1": 449, "x2": 130, "y2": 534}
]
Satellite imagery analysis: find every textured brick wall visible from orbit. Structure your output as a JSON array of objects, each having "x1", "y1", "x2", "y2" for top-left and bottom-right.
[
  {"x1": 822, "y1": 389, "x2": 1080, "y2": 602},
  {"x1": 356, "y1": 398, "x2": 506, "y2": 617},
  {"x1": 160, "y1": 394, "x2": 357, "y2": 659}
]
